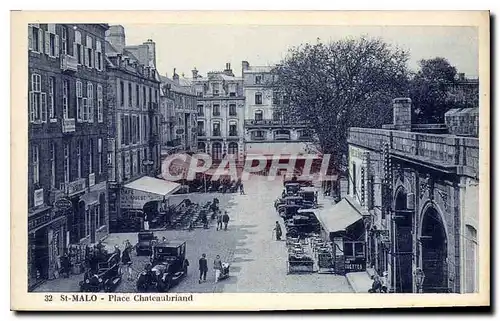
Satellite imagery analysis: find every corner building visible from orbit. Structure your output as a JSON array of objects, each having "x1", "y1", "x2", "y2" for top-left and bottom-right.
[{"x1": 28, "y1": 23, "x2": 109, "y2": 290}]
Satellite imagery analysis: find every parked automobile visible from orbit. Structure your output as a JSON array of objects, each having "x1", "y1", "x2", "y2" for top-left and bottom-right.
[
  {"x1": 79, "y1": 253, "x2": 122, "y2": 292},
  {"x1": 136, "y1": 241, "x2": 189, "y2": 292},
  {"x1": 136, "y1": 232, "x2": 157, "y2": 256}
]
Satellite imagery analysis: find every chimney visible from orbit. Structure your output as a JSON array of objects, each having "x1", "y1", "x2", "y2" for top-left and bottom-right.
[
  {"x1": 105, "y1": 25, "x2": 126, "y2": 53},
  {"x1": 143, "y1": 38, "x2": 156, "y2": 68},
  {"x1": 173, "y1": 68, "x2": 179, "y2": 84},
  {"x1": 242, "y1": 61, "x2": 249, "y2": 71},
  {"x1": 192, "y1": 67, "x2": 198, "y2": 79},
  {"x1": 458, "y1": 72, "x2": 465, "y2": 81},
  {"x1": 223, "y1": 62, "x2": 234, "y2": 76},
  {"x1": 392, "y1": 98, "x2": 412, "y2": 131}
]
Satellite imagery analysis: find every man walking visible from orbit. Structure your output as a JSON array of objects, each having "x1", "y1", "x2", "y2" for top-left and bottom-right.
[
  {"x1": 222, "y1": 211, "x2": 230, "y2": 231},
  {"x1": 198, "y1": 253, "x2": 208, "y2": 283},
  {"x1": 213, "y1": 254, "x2": 222, "y2": 283},
  {"x1": 216, "y1": 212, "x2": 223, "y2": 231},
  {"x1": 239, "y1": 183, "x2": 245, "y2": 195}
]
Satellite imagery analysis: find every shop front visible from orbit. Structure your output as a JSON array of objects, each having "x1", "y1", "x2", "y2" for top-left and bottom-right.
[
  {"x1": 120, "y1": 176, "x2": 181, "y2": 231},
  {"x1": 314, "y1": 196, "x2": 367, "y2": 275}
]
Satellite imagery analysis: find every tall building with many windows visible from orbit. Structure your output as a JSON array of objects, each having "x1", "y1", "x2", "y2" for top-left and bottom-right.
[
  {"x1": 160, "y1": 70, "x2": 198, "y2": 155},
  {"x1": 105, "y1": 25, "x2": 165, "y2": 233},
  {"x1": 192, "y1": 63, "x2": 245, "y2": 162},
  {"x1": 28, "y1": 23, "x2": 109, "y2": 290}
]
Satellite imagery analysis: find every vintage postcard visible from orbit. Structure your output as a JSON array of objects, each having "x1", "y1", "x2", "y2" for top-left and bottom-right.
[{"x1": 11, "y1": 10, "x2": 490, "y2": 311}]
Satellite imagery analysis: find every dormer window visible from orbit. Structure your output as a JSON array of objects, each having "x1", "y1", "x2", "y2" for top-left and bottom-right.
[{"x1": 255, "y1": 75, "x2": 262, "y2": 84}]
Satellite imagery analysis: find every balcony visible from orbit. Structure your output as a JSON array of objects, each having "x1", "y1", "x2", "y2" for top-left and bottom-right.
[
  {"x1": 60, "y1": 178, "x2": 87, "y2": 197},
  {"x1": 244, "y1": 119, "x2": 310, "y2": 127},
  {"x1": 212, "y1": 131, "x2": 221, "y2": 137},
  {"x1": 251, "y1": 135, "x2": 266, "y2": 141},
  {"x1": 60, "y1": 54, "x2": 78, "y2": 72},
  {"x1": 228, "y1": 131, "x2": 238, "y2": 137},
  {"x1": 62, "y1": 118, "x2": 76, "y2": 133},
  {"x1": 148, "y1": 102, "x2": 159, "y2": 113}
]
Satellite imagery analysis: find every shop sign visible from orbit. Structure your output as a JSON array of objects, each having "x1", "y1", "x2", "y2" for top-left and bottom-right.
[
  {"x1": 344, "y1": 257, "x2": 366, "y2": 273},
  {"x1": 34, "y1": 188, "x2": 44, "y2": 207},
  {"x1": 121, "y1": 187, "x2": 163, "y2": 209},
  {"x1": 54, "y1": 198, "x2": 72, "y2": 211},
  {"x1": 65, "y1": 178, "x2": 87, "y2": 196}
]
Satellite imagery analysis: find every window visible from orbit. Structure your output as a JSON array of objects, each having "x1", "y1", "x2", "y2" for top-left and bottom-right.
[
  {"x1": 63, "y1": 80, "x2": 69, "y2": 119},
  {"x1": 29, "y1": 74, "x2": 47, "y2": 123},
  {"x1": 149, "y1": 87, "x2": 152, "y2": 106},
  {"x1": 98, "y1": 138, "x2": 103, "y2": 175},
  {"x1": 255, "y1": 92, "x2": 262, "y2": 105},
  {"x1": 229, "y1": 83, "x2": 237, "y2": 97},
  {"x1": 251, "y1": 130, "x2": 265, "y2": 140},
  {"x1": 50, "y1": 143, "x2": 56, "y2": 188},
  {"x1": 128, "y1": 82, "x2": 132, "y2": 107},
  {"x1": 212, "y1": 142, "x2": 222, "y2": 160},
  {"x1": 255, "y1": 75, "x2": 262, "y2": 84},
  {"x1": 212, "y1": 122, "x2": 221, "y2": 136},
  {"x1": 88, "y1": 139, "x2": 94, "y2": 174},
  {"x1": 136, "y1": 84, "x2": 140, "y2": 107},
  {"x1": 74, "y1": 30, "x2": 83, "y2": 65},
  {"x1": 120, "y1": 81, "x2": 125, "y2": 106},
  {"x1": 129, "y1": 153, "x2": 133, "y2": 178},
  {"x1": 229, "y1": 104, "x2": 236, "y2": 116},
  {"x1": 273, "y1": 110, "x2": 281, "y2": 121},
  {"x1": 76, "y1": 81, "x2": 83, "y2": 121},
  {"x1": 143, "y1": 86, "x2": 147, "y2": 108},
  {"x1": 120, "y1": 115, "x2": 125, "y2": 145},
  {"x1": 87, "y1": 83, "x2": 94, "y2": 122},
  {"x1": 86, "y1": 36, "x2": 93, "y2": 68},
  {"x1": 32, "y1": 145, "x2": 39, "y2": 184},
  {"x1": 76, "y1": 141, "x2": 82, "y2": 178},
  {"x1": 97, "y1": 85, "x2": 103, "y2": 122},
  {"x1": 64, "y1": 143, "x2": 70, "y2": 183},
  {"x1": 272, "y1": 91, "x2": 279, "y2": 105},
  {"x1": 48, "y1": 76, "x2": 55, "y2": 119},
  {"x1": 124, "y1": 115, "x2": 130, "y2": 145},
  {"x1": 95, "y1": 40, "x2": 103, "y2": 71},
  {"x1": 28, "y1": 24, "x2": 43, "y2": 53},
  {"x1": 45, "y1": 25, "x2": 59, "y2": 57},
  {"x1": 254, "y1": 110, "x2": 263, "y2": 121},
  {"x1": 197, "y1": 121, "x2": 204, "y2": 136},
  {"x1": 198, "y1": 142, "x2": 206, "y2": 153},
  {"x1": 212, "y1": 104, "x2": 220, "y2": 116},
  {"x1": 212, "y1": 83, "x2": 219, "y2": 96},
  {"x1": 197, "y1": 104, "x2": 204, "y2": 116},
  {"x1": 229, "y1": 123, "x2": 237, "y2": 136},
  {"x1": 122, "y1": 154, "x2": 126, "y2": 180},
  {"x1": 61, "y1": 26, "x2": 68, "y2": 55},
  {"x1": 228, "y1": 142, "x2": 238, "y2": 155}
]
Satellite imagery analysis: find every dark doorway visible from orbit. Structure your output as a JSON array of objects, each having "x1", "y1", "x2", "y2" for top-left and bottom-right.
[
  {"x1": 421, "y1": 207, "x2": 448, "y2": 293},
  {"x1": 34, "y1": 228, "x2": 49, "y2": 280},
  {"x1": 90, "y1": 206, "x2": 96, "y2": 244},
  {"x1": 393, "y1": 190, "x2": 414, "y2": 293}
]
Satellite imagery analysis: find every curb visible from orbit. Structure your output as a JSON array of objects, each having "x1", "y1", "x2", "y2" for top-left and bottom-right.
[{"x1": 345, "y1": 273, "x2": 361, "y2": 293}]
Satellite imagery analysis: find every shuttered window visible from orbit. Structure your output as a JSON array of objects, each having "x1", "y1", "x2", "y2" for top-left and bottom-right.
[
  {"x1": 97, "y1": 85, "x2": 103, "y2": 122},
  {"x1": 29, "y1": 73, "x2": 46, "y2": 123},
  {"x1": 87, "y1": 82, "x2": 94, "y2": 122},
  {"x1": 74, "y1": 30, "x2": 83, "y2": 65},
  {"x1": 76, "y1": 80, "x2": 83, "y2": 121}
]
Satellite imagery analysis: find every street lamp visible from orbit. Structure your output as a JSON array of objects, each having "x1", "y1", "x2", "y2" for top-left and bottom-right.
[{"x1": 414, "y1": 268, "x2": 425, "y2": 293}]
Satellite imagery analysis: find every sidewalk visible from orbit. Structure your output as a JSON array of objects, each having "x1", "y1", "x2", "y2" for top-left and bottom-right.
[{"x1": 345, "y1": 268, "x2": 375, "y2": 293}]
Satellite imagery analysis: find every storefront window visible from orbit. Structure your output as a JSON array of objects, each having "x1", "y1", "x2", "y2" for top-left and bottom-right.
[
  {"x1": 344, "y1": 243, "x2": 354, "y2": 256},
  {"x1": 355, "y1": 242, "x2": 365, "y2": 257}
]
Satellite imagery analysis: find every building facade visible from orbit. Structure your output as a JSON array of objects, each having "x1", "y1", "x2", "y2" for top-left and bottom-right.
[
  {"x1": 105, "y1": 26, "x2": 162, "y2": 232},
  {"x1": 242, "y1": 61, "x2": 312, "y2": 157},
  {"x1": 192, "y1": 63, "x2": 245, "y2": 162},
  {"x1": 28, "y1": 23, "x2": 109, "y2": 290},
  {"x1": 347, "y1": 98, "x2": 479, "y2": 293},
  {"x1": 160, "y1": 70, "x2": 198, "y2": 155}
]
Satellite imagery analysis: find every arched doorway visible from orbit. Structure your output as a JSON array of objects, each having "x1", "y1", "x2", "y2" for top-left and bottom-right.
[
  {"x1": 198, "y1": 142, "x2": 206, "y2": 153},
  {"x1": 420, "y1": 206, "x2": 448, "y2": 293},
  {"x1": 212, "y1": 142, "x2": 222, "y2": 160},
  {"x1": 393, "y1": 188, "x2": 413, "y2": 293}
]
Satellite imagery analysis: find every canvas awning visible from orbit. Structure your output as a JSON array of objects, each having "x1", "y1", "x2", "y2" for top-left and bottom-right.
[
  {"x1": 315, "y1": 196, "x2": 364, "y2": 235},
  {"x1": 121, "y1": 176, "x2": 181, "y2": 209}
]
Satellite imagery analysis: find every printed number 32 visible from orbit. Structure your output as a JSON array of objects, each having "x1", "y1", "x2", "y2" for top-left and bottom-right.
[{"x1": 44, "y1": 295, "x2": 53, "y2": 302}]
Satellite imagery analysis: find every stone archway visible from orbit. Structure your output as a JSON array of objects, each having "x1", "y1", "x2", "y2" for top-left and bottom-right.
[
  {"x1": 393, "y1": 187, "x2": 414, "y2": 293},
  {"x1": 420, "y1": 205, "x2": 448, "y2": 293}
]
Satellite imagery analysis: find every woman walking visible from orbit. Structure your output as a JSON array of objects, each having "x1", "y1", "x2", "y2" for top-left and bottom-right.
[{"x1": 273, "y1": 221, "x2": 283, "y2": 241}]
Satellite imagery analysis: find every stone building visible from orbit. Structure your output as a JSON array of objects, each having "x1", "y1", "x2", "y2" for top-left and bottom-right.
[
  {"x1": 242, "y1": 61, "x2": 312, "y2": 157},
  {"x1": 28, "y1": 23, "x2": 109, "y2": 289},
  {"x1": 446, "y1": 73, "x2": 479, "y2": 107},
  {"x1": 192, "y1": 63, "x2": 245, "y2": 162},
  {"x1": 160, "y1": 70, "x2": 198, "y2": 155},
  {"x1": 105, "y1": 26, "x2": 168, "y2": 233},
  {"x1": 347, "y1": 98, "x2": 479, "y2": 293}
]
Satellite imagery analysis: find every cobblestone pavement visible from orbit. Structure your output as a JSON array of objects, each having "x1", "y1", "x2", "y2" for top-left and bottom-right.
[{"x1": 34, "y1": 175, "x2": 353, "y2": 293}]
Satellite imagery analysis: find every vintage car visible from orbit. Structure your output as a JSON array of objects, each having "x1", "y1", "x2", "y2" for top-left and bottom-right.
[
  {"x1": 136, "y1": 231, "x2": 157, "y2": 256},
  {"x1": 299, "y1": 187, "x2": 318, "y2": 204},
  {"x1": 136, "y1": 241, "x2": 189, "y2": 292},
  {"x1": 285, "y1": 209, "x2": 321, "y2": 238},
  {"x1": 79, "y1": 253, "x2": 122, "y2": 292},
  {"x1": 284, "y1": 182, "x2": 301, "y2": 196}
]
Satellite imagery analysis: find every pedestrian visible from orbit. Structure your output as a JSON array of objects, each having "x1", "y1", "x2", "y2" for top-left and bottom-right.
[
  {"x1": 222, "y1": 211, "x2": 230, "y2": 231},
  {"x1": 239, "y1": 183, "x2": 245, "y2": 195},
  {"x1": 216, "y1": 212, "x2": 223, "y2": 231},
  {"x1": 121, "y1": 240, "x2": 133, "y2": 281},
  {"x1": 368, "y1": 275, "x2": 382, "y2": 293},
  {"x1": 60, "y1": 250, "x2": 70, "y2": 278},
  {"x1": 144, "y1": 213, "x2": 150, "y2": 231},
  {"x1": 198, "y1": 253, "x2": 208, "y2": 283},
  {"x1": 113, "y1": 245, "x2": 121, "y2": 258},
  {"x1": 273, "y1": 221, "x2": 283, "y2": 241},
  {"x1": 213, "y1": 255, "x2": 222, "y2": 283},
  {"x1": 380, "y1": 271, "x2": 388, "y2": 293}
]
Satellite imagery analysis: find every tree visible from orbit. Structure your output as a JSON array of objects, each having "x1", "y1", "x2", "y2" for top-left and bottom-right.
[
  {"x1": 410, "y1": 57, "x2": 458, "y2": 124},
  {"x1": 271, "y1": 36, "x2": 410, "y2": 171}
]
